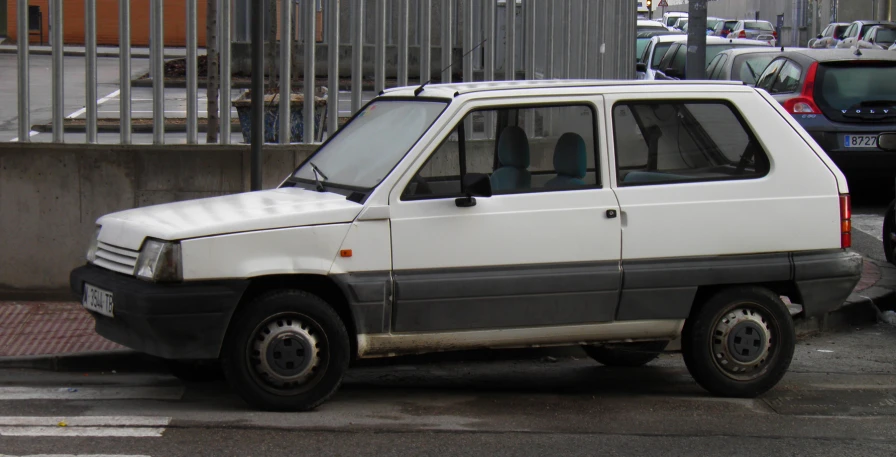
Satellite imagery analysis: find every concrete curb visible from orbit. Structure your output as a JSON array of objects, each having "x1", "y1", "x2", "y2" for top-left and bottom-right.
[{"x1": 0, "y1": 349, "x2": 166, "y2": 373}]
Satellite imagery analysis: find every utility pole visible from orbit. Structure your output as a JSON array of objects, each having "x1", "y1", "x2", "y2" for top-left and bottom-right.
[{"x1": 686, "y1": 0, "x2": 707, "y2": 80}]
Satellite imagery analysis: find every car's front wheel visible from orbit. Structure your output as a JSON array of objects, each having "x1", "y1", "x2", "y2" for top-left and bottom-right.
[
  {"x1": 884, "y1": 200, "x2": 895, "y2": 266},
  {"x1": 221, "y1": 290, "x2": 350, "y2": 411},
  {"x1": 682, "y1": 286, "x2": 795, "y2": 398}
]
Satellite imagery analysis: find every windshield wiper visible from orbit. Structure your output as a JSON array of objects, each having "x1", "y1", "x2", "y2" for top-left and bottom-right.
[{"x1": 309, "y1": 162, "x2": 329, "y2": 192}]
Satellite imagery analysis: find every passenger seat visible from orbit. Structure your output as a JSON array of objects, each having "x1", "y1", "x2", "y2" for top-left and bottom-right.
[{"x1": 546, "y1": 133, "x2": 587, "y2": 188}]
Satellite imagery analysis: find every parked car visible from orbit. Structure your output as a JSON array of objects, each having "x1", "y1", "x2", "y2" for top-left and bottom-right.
[
  {"x1": 730, "y1": 20, "x2": 778, "y2": 46},
  {"x1": 755, "y1": 49, "x2": 896, "y2": 179},
  {"x1": 858, "y1": 25, "x2": 896, "y2": 50},
  {"x1": 672, "y1": 17, "x2": 690, "y2": 31},
  {"x1": 810, "y1": 22, "x2": 850, "y2": 48},
  {"x1": 703, "y1": 17, "x2": 726, "y2": 34},
  {"x1": 881, "y1": 134, "x2": 896, "y2": 266},
  {"x1": 654, "y1": 36, "x2": 772, "y2": 80},
  {"x1": 637, "y1": 30, "x2": 683, "y2": 64},
  {"x1": 662, "y1": 11, "x2": 687, "y2": 28},
  {"x1": 711, "y1": 19, "x2": 740, "y2": 38},
  {"x1": 705, "y1": 48, "x2": 794, "y2": 86},
  {"x1": 71, "y1": 79, "x2": 862, "y2": 411},
  {"x1": 636, "y1": 33, "x2": 687, "y2": 80},
  {"x1": 836, "y1": 21, "x2": 896, "y2": 49},
  {"x1": 638, "y1": 19, "x2": 671, "y2": 33}
]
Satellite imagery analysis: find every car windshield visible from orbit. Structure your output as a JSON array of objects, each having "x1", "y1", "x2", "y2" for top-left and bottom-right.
[
  {"x1": 815, "y1": 63, "x2": 896, "y2": 118},
  {"x1": 293, "y1": 100, "x2": 447, "y2": 189},
  {"x1": 745, "y1": 21, "x2": 774, "y2": 31},
  {"x1": 706, "y1": 19, "x2": 723, "y2": 29},
  {"x1": 860, "y1": 24, "x2": 880, "y2": 38},
  {"x1": 665, "y1": 17, "x2": 681, "y2": 27},
  {"x1": 733, "y1": 54, "x2": 776, "y2": 85},
  {"x1": 637, "y1": 38, "x2": 651, "y2": 60},
  {"x1": 651, "y1": 43, "x2": 675, "y2": 68}
]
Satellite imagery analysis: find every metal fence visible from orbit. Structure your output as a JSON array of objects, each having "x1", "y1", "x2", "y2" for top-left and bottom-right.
[{"x1": 13, "y1": 0, "x2": 636, "y2": 145}]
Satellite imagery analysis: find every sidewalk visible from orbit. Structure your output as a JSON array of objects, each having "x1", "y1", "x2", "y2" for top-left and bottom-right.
[{"x1": 1, "y1": 258, "x2": 894, "y2": 366}]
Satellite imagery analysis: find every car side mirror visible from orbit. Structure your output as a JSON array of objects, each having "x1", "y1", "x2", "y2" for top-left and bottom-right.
[
  {"x1": 636, "y1": 62, "x2": 648, "y2": 73},
  {"x1": 456, "y1": 173, "x2": 492, "y2": 207},
  {"x1": 817, "y1": 34, "x2": 823, "y2": 39},
  {"x1": 878, "y1": 133, "x2": 896, "y2": 151}
]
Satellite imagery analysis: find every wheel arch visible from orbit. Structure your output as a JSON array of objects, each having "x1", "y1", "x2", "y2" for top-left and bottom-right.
[{"x1": 689, "y1": 281, "x2": 803, "y2": 321}]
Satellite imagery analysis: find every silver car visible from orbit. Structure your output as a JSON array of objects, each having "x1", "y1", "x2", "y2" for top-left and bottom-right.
[{"x1": 729, "y1": 20, "x2": 778, "y2": 47}]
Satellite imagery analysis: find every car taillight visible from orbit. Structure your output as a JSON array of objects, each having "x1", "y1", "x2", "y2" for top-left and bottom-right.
[
  {"x1": 738, "y1": 30, "x2": 746, "y2": 38},
  {"x1": 772, "y1": 31, "x2": 778, "y2": 38},
  {"x1": 840, "y1": 193, "x2": 851, "y2": 248},
  {"x1": 783, "y1": 62, "x2": 821, "y2": 115}
]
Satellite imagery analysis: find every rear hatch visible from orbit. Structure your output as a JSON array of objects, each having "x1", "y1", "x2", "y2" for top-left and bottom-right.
[
  {"x1": 814, "y1": 61, "x2": 896, "y2": 124},
  {"x1": 741, "y1": 21, "x2": 776, "y2": 41}
]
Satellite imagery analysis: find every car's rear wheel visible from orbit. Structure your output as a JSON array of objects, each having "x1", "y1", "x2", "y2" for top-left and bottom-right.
[
  {"x1": 682, "y1": 286, "x2": 795, "y2": 398},
  {"x1": 221, "y1": 290, "x2": 350, "y2": 411},
  {"x1": 884, "y1": 200, "x2": 895, "y2": 266},
  {"x1": 582, "y1": 340, "x2": 669, "y2": 367}
]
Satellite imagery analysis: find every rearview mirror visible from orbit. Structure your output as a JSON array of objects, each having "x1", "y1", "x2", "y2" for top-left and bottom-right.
[
  {"x1": 636, "y1": 62, "x2": 648, "y2": 73},
  {"x1": 878, "y1": 133, "x2": 896, "y2": 151},
  {"x1": 456, "y1": 173, "x2": 492, "y2": 207}
]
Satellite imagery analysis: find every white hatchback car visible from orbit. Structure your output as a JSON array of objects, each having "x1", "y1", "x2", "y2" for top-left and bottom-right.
[{"x1": 72, "y1": 81, "x2": 862, "y2": 411}]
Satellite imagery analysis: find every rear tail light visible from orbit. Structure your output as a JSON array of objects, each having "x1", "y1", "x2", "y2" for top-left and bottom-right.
[
  {"x1": 783, "y1": 62, "x2": 821, "y2": 115},
  {"x1": 840, "y1": 194, "x2": 851, "y2": 248},
  {"x1": 738, "y1": 30, "x2": 746, "y2": 38},
  {"x1": 772, "y1": 31, "x2": 778, "y2": 38}
]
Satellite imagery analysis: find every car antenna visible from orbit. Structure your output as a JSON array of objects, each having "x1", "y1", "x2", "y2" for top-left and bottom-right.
[
  {"x1": 853, "y1": 45, "x2": 862, "y2": 56},
  {"x1": 414, "y1": 38, "x2": 488, "y2": 96}
]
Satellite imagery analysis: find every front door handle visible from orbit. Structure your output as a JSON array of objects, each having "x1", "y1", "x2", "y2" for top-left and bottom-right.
[{"x1": 606, "y1": 209, "x2": 618, "y2": 219}]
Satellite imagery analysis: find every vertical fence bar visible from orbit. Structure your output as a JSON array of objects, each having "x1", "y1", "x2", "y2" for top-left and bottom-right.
[
  {"x1": 119, "y1": 0, "x2": 131, "y2": 144},
  {"x1": 327, "y1": 0, "x2": 339, "y2": 138},
  {"x1": 51, "y1": 0, "x2": 64, "y2": 142},
  {"x1": 16, "y1": 0, "x2": 30, "y2": 142},
  {"x1": 463, "y1": 0, "x2": 473, "y2": 83},
  {"x1": 545, "y1": 0, "x2": 554, "y2": 135},
  {"x1": 524, "y1": 0, "x2": 534, "y2": 81},
  {"x1": 504, "y1": 0, "x2": 515, "y2": 80},
  {"x1": 186, "y1": 0, "x2": 198, "y2": 144},
  {"x1": 279, "y1": 0, "x2": 292, "y2": 144},
  {"x1": 581, "y1": 1, "x2": 588, "y2": 78},
  {"x1": 304, "y1": 0, "x2": 316, "y2": 143},
  {"x1": 250, "y1": 0, "x2": 263, "y2": 189},
  {"x1": 420, "y1": 0, "x2": 431, "y2": 83},
  {"x1": 151, "y1": 0, "x2": 165, "y2": 144},
  {"x1": 375, "y1": 0, "x2": 386, "y2": 93},
  {"x1": 483, "y1": 0, "x2": 494, "y2": 137},
  {"x1": 397, "y1": 0, "x2": 409, "y2": 87},
  {"x1": 351, "y1": 0, "x2": 363, "y2": 113},
  {"x1": 220, "y1": 0, "x2": 232, "y2": 144},
  {"x1": 564, "y1": 0, "x2": 571, "y2": 78},
  {"x1": 85, "y1": 0, "x2": 98, "y2": 143},
  {"x1": 441, "y1": 0, "x2": 453, "y2": 82}
]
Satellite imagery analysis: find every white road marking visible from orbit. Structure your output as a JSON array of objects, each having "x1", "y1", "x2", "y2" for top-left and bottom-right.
[
  {"x1": 0, "y1": 426, "x2": 165, "y2": 437},
  {"x1": 852, "y1": 213, "x2": 884, "y2": 242},
  {"x1": 9, "y1": 131, "x2": 40, "y2": 142},
  {"x1": 0, "y1": 386, "x2": 184, "y2": 401},
  {"x1": 0, "y1": 417, "x2": 170, "y2": 427},
  {"x1": 67, "y1": 89, "x2": 121, "y2": 119}
]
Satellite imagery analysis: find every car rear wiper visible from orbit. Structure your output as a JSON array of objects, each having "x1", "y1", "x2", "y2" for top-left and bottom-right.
[{"x1": 309, "y1": 162, "x2": 329, "y2": 192}]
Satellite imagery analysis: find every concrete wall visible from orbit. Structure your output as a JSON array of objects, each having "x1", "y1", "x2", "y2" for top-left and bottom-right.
[{"x1": 0, "y1": 143, "x2": 316, "y2": 296}]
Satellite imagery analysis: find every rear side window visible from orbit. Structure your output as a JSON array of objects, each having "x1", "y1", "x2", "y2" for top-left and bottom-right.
[
  {"x1": 769, "y1": 61, "x2": 802, "y2": 94},
  {"x1": 710, "y1": 54, "x2": 729, "y2": 79},
  {"x1": 755, "y1": 59, "x2": 784, "y2": 91},
  {"x1": 612, "y1": 101, "x2": 770, "y2": 186}
]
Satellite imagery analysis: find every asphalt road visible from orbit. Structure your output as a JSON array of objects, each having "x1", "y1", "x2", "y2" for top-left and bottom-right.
[{"x1": 0, "y1": 323, "x2": 894, "y2": 456}]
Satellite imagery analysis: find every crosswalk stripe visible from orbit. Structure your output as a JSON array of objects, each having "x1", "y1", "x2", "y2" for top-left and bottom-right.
[
  {"x1": 0, "y1": 427, "x2": 165, "y2": 437},
  {"x1": 0, "y1": 387, "x2": 184, "y2": 401}
]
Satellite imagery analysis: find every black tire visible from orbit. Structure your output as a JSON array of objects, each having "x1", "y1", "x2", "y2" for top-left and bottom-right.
[
  {"x1": 582, "y1": 340, "x2": 669, "y2": 367},
  {"x1": 165, "y1": 359, "x2": 224, "y2": 383},
  {"x1": 884, "y1": 200, "x2": 895, "y2": 266},
  {"x1": 221, "y1": 290, "x2": 350, "y2": 411},
  {"x1": 682, "y1": 286, "x2": 795, "y2": 398}
]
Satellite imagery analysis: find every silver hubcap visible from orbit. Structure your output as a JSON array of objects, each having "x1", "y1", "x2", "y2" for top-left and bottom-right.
[
  {"x1": 711, "y1": 307, "x2": 773, "y2": 380},
  {"x1": 250, "y1": 314, "x2": 322, "y2": 392}
]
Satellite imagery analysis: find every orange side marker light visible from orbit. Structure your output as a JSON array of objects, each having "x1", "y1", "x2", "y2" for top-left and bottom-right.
[{"x1": 340, "y1": 249, "x2": 353, "y2": 257}]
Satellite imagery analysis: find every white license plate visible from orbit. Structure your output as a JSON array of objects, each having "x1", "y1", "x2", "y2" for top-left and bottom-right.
[
  {"x1": 843, "y1": 135, "x2": 878, "y2": 148},
  {"x1": 82, "y1": 284, "x2": 114, "y2": 317}
]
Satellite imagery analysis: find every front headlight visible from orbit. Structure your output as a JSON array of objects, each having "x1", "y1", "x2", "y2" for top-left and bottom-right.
[
  {"x1": 86, "y1": 227, "x2": 101, "y2": 263},
  {"x1": 135, "y1": 239, "x2": 182, "y2": 282}
]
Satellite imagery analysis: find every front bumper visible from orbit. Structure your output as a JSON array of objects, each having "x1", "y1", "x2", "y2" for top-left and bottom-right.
[{"x1": 70, "y1": 264, "x2": 250, "y2": 360}]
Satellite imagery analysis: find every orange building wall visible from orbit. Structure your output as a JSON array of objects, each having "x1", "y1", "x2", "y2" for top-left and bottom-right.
[{"x1": 7, "y1": 0, "x2": 208, "y2": 47}]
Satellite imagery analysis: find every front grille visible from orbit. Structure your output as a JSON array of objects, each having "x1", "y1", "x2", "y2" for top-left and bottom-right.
[{"x1": 94, "y1": 242, "x2": 139, "y2": 275}]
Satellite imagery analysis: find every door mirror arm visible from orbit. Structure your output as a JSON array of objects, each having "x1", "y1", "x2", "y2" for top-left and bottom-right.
[{"x1": 456, "y1": 173, "x2": 492, "y2": 208}]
